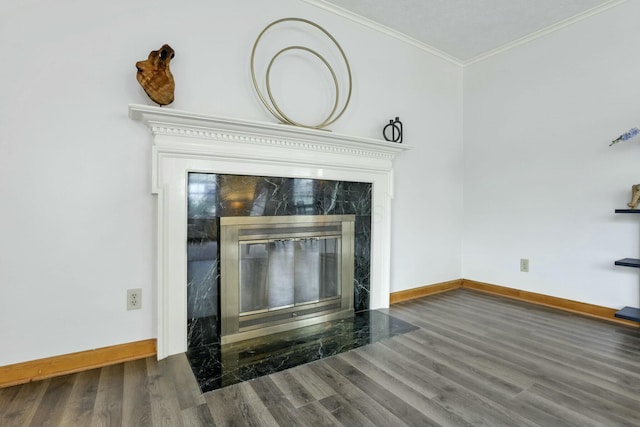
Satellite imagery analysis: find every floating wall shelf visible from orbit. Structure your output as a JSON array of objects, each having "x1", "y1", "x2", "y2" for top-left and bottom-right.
[{"x1": 613, "y1": 209, "x2": 640, "y2": 322}]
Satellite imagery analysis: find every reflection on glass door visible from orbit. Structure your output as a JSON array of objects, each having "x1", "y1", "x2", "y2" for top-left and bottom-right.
[
  {"x1": 239, "y1": 237, "x2": 341, "y2": 316},
  {"x1": 267, "y1": 240, "x2": 295, "y2": 309},
  {"x1": 239, "y1": 242, "x2": 268, "y2": 313}
]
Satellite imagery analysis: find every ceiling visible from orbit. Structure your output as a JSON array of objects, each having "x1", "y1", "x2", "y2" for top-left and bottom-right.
[{"x1": 304, "y1": 0, "x2": 627, "y2": 65}]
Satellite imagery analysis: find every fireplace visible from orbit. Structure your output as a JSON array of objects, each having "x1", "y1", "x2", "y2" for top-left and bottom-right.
[
  {"x1": 186, "y1": 173, "x2": 371, "y2": 350},
  {"x1": 129, "y1": 104, "x2": 409, "y2": 359},
  {"x1": 220, "y1": 215, "x2": 355, "y2": 344}
]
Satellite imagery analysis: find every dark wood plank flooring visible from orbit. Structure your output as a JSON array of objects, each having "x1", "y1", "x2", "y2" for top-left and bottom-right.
[{"x1": 2, "y1": 289, "x2": 640, "y2": 426}]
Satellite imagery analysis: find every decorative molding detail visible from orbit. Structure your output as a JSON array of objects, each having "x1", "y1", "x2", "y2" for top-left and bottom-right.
[
  {"x1": 129, "y1": 104, "x2": 407, "y2": 157},
  {"x1": 300, "y1": 0, "x2": 463, "y2": 66},
  {"x1": 148, "y1": 124, "x2": 396, "y2": 159},
  {"x1": 129, "y1": 104, "x2": 410, "y2": 359},
  {"x1": 0, "y1": 339, "x2": 156, "y2": 389},
  {"x1": 464, "y1": 0, "x2": 630, "y2": 65},
  {"x1": 301, "y1": 0, "x2": 629, "y2": 67}
]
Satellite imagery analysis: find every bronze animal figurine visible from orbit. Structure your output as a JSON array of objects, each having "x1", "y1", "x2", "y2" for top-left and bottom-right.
[
  {"x1": 136, "y1": 44, "x2": 175, "y2": 106},
  {"x1": 628, "y1": 184, "x2": 640, "y2": 209}
]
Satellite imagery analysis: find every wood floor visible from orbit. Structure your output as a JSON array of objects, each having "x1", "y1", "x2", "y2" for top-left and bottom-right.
[{"x1": 2, "y1": 289, "x2": 640, "y2": 426}]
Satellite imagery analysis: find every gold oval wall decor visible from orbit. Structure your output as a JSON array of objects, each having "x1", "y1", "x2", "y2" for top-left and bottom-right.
[
  {"x1": 266, "y1": 46, "x2": 339, "y2": 128},
  {"x1": 250, "y1": 18, "x2": 352, "y2": 130}
]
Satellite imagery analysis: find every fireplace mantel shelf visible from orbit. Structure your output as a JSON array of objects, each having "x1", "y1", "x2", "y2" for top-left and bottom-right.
[
  {"x1": 129, "y1": 103, "x2": 409, "y2": 359},
  {"x1": 129, "y1": 104, "x2": 411, "y2": 164}
]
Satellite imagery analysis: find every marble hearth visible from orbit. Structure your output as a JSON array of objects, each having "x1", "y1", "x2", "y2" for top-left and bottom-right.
[
  {"x1": 129, "y1": 104, "x2": 410, "y2": 359},
  {"x1": 188, "y1": 309, "x2": 417, "y2": 393}
]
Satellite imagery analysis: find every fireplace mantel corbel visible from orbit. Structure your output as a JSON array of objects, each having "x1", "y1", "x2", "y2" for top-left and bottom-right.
[{"x1": 129, "y1": 103, "x2": 411, "y2": 359}]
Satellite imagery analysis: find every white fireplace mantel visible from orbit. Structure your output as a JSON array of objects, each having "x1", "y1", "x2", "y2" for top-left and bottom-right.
[{"x1": 129, "y1": 103, "x2": 411, "y2": 359}]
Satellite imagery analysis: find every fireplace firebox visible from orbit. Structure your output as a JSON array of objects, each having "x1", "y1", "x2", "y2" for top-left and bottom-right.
[{"x1": 220, "y1": 215, "x2": 355, "y2": 344}]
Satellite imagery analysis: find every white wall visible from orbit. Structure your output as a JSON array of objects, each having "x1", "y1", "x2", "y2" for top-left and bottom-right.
[
  {"x1": 0, "y1": 0, "x2": 463, "y2": 365},
  {"x1": 463, "y1": 1, "x2": 640, "y2": 309}
]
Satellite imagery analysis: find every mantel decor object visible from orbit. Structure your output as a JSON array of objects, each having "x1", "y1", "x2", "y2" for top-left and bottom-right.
[
  {"x1": 628, "y1": 184, "x2": 640, "y2": 209},
  {"x1": 135, "y1": 44, "x2": 175, "y2": 106},
  {"x1": 383, "y1": 117, "x2": 403, "y2": 143},
  {"x1": 250, "y1": 18, "x2": 352, "y2": 130},
  {"x1": 609, "y1": 127, "x2": 640, "y2": 208}
]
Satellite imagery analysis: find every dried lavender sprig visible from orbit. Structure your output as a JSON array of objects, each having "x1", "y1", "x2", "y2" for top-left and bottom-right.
[{"x1": 610, "y1": 127, "x2": 640, "y2": 146}]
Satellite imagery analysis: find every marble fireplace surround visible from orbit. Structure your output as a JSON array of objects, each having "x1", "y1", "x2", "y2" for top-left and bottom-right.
[{"x1": 129, "y1": 104, "x2": 410, "y2": 359}]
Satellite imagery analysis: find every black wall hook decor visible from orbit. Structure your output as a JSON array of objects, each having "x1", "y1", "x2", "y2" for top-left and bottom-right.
[{"x1": 383, "y1": 117, "x2": 403, "y2": 143}]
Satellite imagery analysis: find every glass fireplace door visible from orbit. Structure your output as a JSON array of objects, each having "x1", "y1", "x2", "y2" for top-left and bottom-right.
[
  {"x1": 239, "y1": 237, "x2": 341, "y2": 317},
  {"x1": 221, "y1": 215, "x2": 354, "y2": 344}
]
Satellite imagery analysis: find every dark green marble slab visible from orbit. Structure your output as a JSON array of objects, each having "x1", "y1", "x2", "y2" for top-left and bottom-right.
[{"x1": 186, "y1": 310, "x2": 418, "y2": 393}]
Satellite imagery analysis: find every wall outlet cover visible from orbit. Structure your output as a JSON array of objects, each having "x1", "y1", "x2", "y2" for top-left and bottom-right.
[{"x1": 127, "y1": 288, "x2": 142, "y2": 310}]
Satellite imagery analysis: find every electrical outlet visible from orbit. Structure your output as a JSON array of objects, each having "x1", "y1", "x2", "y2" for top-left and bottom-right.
[
  {"x1": 127, "y1": 288, "x2": 142, "y2": 310},
  {"x1": 520, "y1": 258, "x2": 529, "y2": 272}
]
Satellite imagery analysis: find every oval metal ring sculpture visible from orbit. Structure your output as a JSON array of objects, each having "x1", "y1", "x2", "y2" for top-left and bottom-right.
[{"x1": 250, "y1": 18, "x2": 352, "y2": 130}]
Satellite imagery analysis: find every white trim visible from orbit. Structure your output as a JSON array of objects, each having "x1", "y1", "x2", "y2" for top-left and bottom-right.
[
  {"x1": 129, "y1": 104, "x2": 410, "y2": 359},
  {"x1": 464, "y1": 0, "x2": 630, "y2": 65},
  {"x1": 301, "y1": 0, "x2": 629, "y2": 66},
  {"x1": 300, "y1": 0, "x2": 464, "y2": 66}
]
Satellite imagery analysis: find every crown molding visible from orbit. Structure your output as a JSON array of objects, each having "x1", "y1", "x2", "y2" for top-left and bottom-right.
[
  {"x1": 464, "y1": 0, "x2": 630, "y2": 66},
  {"x1": 300, "y1": 0, "x2": 464, "y2": 67},
  {"x1": 301, "y1": 0, "x2": 629, "y2": 67}
]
